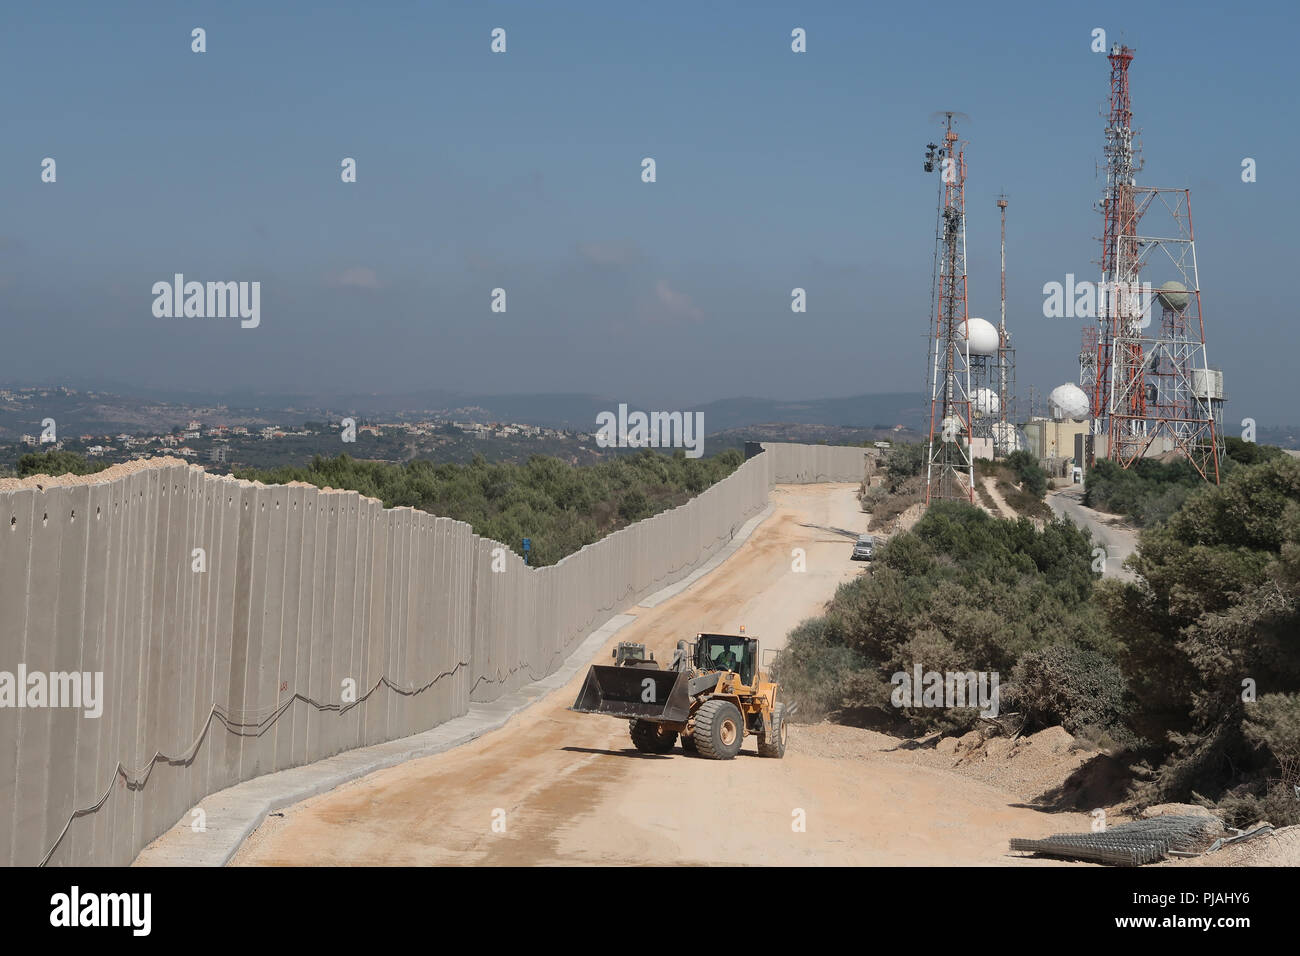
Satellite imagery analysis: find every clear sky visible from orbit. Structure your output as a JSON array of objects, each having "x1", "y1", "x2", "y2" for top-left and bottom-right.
[{"x1": 1, "y1": 1, "x2": 1295, "y2": 423}]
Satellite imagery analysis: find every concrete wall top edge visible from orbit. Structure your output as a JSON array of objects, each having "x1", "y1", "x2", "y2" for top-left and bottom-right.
[
  {"x1": 0, "y1": 456, "x2": 396, "y2": 503},
  {"x1": 0, "y1": 443, "x2": 854, "y2": 577}
]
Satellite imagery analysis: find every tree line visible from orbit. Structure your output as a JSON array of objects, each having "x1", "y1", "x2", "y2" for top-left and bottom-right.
[{"x1": 235, "y1": 448, "x2": 744, "y2": 566}]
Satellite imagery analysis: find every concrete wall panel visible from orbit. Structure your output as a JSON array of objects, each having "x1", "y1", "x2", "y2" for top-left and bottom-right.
[
  {"x1": 75, "y1": 482, "x2": 116, "y2": 866},
  {"x1": 350, "y1": 497, "x2": 376, "y2": 750},
  {"x1": 236, "y1": 485, "x2": 272, "y2": 784},
  {"x1": 273, "y1": 486, "x2": 304, "y2": 773},
  {"x1": 255, "y1": 484, "x2": 289, "y2": 777},
  {"x1": 222, "y1": 481, "x2": 256, "y2": 791},
  {"x1": 360, "y1": 497, "x2": 387, "y2": 748},
  {"x1": 334, "y1": 495, "x2": 363, "y2": 752},
  {"x1": 0, "y1": 488, "x2": 35, "y2": 866},
  {"x1": 126, "y1": 469, "x2": 161, "y2": 858},
  {"x1": 9, "y1": 486, "x2": 63, "y2": 868},
  {"x1": 109, "y1": 473, "x2": 145, "y2": 867},
  {"x1": 206, "y1": 481, "x2": 241, "y2": 796},
  {"x1": 47, "y1": 484, "x2": 92, "y2": 867},
  {"x1": 377, "y1": 507, "x2": 395, "y2": 735},
  {"x1": 318, "y1": 493, "x2": 345, "y2": 762},
  {"x1": 145, "y1": 468, "x2": 191, "y2": 848},
  {"x1": 179, "y1": 470, "x2": 207, "y2": 817},
  {"x1": 302, "y1": 493, "x2": 329, "y2": 762}
]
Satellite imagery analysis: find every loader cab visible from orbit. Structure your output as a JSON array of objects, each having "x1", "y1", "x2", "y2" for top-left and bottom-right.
[{"x1": 695, "y1": 633, "x2": 757, "y2": 687}]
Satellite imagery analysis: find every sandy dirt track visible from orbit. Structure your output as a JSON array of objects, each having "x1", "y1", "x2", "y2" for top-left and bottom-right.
[{"x1": 232, "y1": 484, "x2": 1091, "y2": 866}]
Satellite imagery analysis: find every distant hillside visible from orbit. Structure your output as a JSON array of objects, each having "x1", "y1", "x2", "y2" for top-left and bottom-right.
[
  {"x1": 1258, "y1": 425, "x2": 1300, "y2": 450},
  {"x1": 707, "y1": 423, "x2": 924, "y2": 452},
  {"x1": 433, "y1": 391, "x2": 928, "y2": 433},
  {"x1": 689, "y1": 393, "x2": 925, "y2": 433},
  {"x1": 0, "y1": 383, "x2": 929, "y2": 437}
]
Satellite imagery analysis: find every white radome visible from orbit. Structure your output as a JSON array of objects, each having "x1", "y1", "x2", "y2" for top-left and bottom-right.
[
  {"x1": 1049, "y1": 383, "x2": 1090, "y2": 421},
  {"x1": 960, "y1": 317, "x2": 1000, "y2": 356},
  {"x1": 991, "y1": 421, "x2": 1024, "y2": 453},
  {"x1": 940, "y1": 414, "x2": 967, "y2": 440},
  {"x1": 1156, "y1": 280, "x2": 1190, "y2": 314},
  {"x1": 972, "y1": 388, "x2": 1000, "y2": 416}
]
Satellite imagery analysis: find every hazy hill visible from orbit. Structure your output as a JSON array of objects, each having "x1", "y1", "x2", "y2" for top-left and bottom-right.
[{"x1": 0, "y1": 383, "x2": 929, "y2": 437}]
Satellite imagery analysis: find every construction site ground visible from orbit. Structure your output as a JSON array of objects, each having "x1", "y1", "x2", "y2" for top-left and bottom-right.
[{"x1": 230, "y1": 483, "x2": 1293, "y2": 867}]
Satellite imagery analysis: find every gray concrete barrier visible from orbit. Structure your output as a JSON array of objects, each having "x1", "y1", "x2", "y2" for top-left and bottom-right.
[
  {"x1": 0, "y1": 441, "x2": 862, "y2": 865},
  {"x1": 759, "y1": 441, "x2": 869, "y2": 484}
]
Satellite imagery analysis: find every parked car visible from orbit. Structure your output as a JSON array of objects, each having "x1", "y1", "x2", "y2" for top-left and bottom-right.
[{"x1": 851, "y1": 533, "x2": 875, "y2": 561}]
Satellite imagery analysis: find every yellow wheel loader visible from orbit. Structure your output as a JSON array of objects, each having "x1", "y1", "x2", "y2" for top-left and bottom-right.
[{"x1": 570, "y1": 633, "x2": 791, "y2": 759}]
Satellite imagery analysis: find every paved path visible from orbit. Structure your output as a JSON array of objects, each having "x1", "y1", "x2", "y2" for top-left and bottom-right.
[{"x1": 1047, "y1": 484, "x2": 1139, "y2": 580}]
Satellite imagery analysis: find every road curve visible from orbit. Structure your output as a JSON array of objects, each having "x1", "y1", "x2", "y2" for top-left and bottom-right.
[
  {"x1": 1047, "y1": 484, "x2": 1139, "y2": 580},
  {"x1": 232, "y1": 484, "x2": 1090, "y2": 866}
]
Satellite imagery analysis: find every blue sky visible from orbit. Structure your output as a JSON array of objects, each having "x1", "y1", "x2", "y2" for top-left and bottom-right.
[{"x1": 1, "y1": 0, "x2": 1295, "y2": 422}]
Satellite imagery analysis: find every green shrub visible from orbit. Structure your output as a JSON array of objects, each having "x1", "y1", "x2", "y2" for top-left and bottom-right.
[
  {"x1": 1216, "y1": 783, "x2": 1300, "y2": 829},
  {"x1": 1110, "y1": 457, "x2": 1300, "y2": 805},
  {"x1": 776, "y1": 502, "x2": 1110, "y2": 734},
  {"x1": 1004, "y1": 642, "x2": 1135, "y2": 746},
  {"x1": 772, "y1": 617, "x2": 887, "y2": 720},
  {"x1": 883, "y1": 443, "x2": 927, "y2": 487},
  {"x1": 17, "y1": 450, "x2": 111, "y2": 478},
  {"x1": 1004, "y1": 449, "x2": 1048, "y2": 499},
  {"x1": 1224, "y1": 436, "x2": 1286, "y2": 466},
  {"x1": 865, "y1": 477, "x2": 924, "y2": 530},
  {"x1": 1085, "y1": 456, "x2": 1207, "y2": 526},
  {"x1": 1243, "y1": 693, "x2": 1300, "y2": 762}
]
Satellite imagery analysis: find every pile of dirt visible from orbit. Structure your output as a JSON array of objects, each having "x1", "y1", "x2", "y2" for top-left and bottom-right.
[
  {"x1": 0, "y1": 455, "x2": 193, "y2": 491},
  {"x1": 934, "y1": 727, "x2": 1126, "y2": 806},
  {"x1": 795, "y1": 723, "x2": 1108, "y2": 807},
  {"x1": 801, "y1": 720, "x2": 1294, "y2": 866}
]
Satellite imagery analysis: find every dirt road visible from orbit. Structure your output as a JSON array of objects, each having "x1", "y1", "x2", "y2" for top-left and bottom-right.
[{"x1": 232, "y1": 484, "x2": 1090, "y2": 866}]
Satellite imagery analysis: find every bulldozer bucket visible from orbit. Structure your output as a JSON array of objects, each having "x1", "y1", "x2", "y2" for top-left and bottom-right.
[{"x1": 570, "y1": 665, "x2": 691, "y2": 723}]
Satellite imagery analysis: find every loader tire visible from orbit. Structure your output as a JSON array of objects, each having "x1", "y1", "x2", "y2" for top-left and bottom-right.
[
  {"x1": 629, "y1": 719, "x2": 677, "y2": 754},
  {"x1": 680, "y1": 733, "x2": 698, "y2": 754},
  {"x1": 758, "y1": 703, "x2": 788, "y2": 758},
  {"x1": 693, "y1": 699, "x2": 744, "y2": 760}
]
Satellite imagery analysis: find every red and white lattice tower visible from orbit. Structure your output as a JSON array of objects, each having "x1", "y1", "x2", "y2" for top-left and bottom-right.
[
  {"x1": 922, "y1": 113, "x2": 974, "y2": 504},
  {"x1": 1084, "y1": 43, "x2": 1140, "y2": 458},
  {"x1": 995, "y1": 194, "x2": 1016, "y2": 453},
  {"x1": 1085, "y1": 43, "x2": 1223, "y2": 479}
]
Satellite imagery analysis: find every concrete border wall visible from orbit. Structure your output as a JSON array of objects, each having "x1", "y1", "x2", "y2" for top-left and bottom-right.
[
  {"x1": 759, "y1": 441, "x2": 869, "y2": 484},
  {"x1": 0, "y1": 442, "x2": 863, "y2": 866}
]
